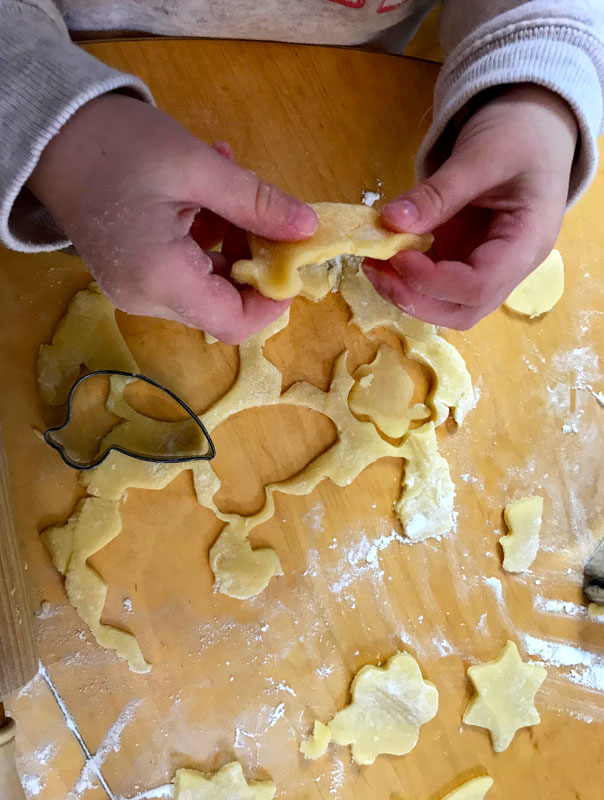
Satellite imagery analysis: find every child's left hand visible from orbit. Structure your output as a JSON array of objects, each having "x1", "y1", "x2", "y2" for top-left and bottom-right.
[{"x1": 363, "y1": 85, "x2": 578, "y2": 329}]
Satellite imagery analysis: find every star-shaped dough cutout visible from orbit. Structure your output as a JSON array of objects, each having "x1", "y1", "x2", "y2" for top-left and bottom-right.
[
  {"x1": 328, "y1": 651, "x2": 438, "y2": 765},
  {"x1": 174, "y1": 762, "x2": 275, "y2": 800},
  {"x1": 463, "y1": 640, "x2": 546, "y2": 752}
]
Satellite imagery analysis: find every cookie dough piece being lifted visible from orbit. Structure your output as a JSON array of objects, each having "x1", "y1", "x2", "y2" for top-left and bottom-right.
[{"x1": 232, "y1": 203, "x2": 432, "y2": 300}]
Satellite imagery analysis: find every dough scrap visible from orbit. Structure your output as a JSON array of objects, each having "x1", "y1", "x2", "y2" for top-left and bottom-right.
[
  {"x1": 463, "y1": 640, "x2": 546, "y2": 752},
  {"x1": 232, "y1": 203, "x2": 432, "y2": 300},
  {"x1": 40, "y1": 497, "x2": 150, "y2": 673},
  {"x1": 588, "y1": 602, "x2": 604, "y2": 618},
  {"x1": 174, "y1": 762, "x2": 275, "y2": 800},
  {"x1": 394, "y1": 423, "x2": 455, "y2": 541},
  {"x1": 299, "y1": 720, "x2": 331, "y2": 760},
  {"x1": 503, "y1": 249, "x2": 564, "y2": 318},
  {"x1": 348, "y1": 344, "x2": 429, "y2": 438},
  {"x1": 440, "y1": 776, "x2": 494, "y2": 800},
  {"x1": 327, "y1": 652, "x2": 438, "y2": 765},
  {"x1": 37, "y1": 283, "x2": 138, "y2": 405},
  {"x1": 500, "y1": 495, "x2": 543, "y2": 572},
  {"x1": 403, "y1": 334, "x2": 474, "y2": 427}
]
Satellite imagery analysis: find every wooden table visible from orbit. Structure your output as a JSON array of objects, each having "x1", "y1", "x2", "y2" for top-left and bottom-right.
[{"x1": 2, "y1": 39, "x2": 604, "y2": 800}]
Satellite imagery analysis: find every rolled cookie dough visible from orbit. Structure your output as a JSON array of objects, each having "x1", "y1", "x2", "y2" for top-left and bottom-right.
[
  {"x1": 463, "y1": 640, "x2": 546, "y2": 752},
  {"x1": 232, "y1": 203, "x2": 432, "y2": 300},
  {"x1": 327, "y1": 651, "x2": 438, "y2": 765},
  {"x1": 37, "y1": 283, "x2": 138, "y2": 405},
  {"x1": 40, "y1": 496, "x2": 150, "y2": 673},
  {"x1": 500, "y1": 495, "x2": 543, "y2": 573},
  {"x1": 174, "y1": 762, "x2": 275, "y2": 800},
  {"x1": 503, "y1": 249, "x2": 564, "y2": 318}
]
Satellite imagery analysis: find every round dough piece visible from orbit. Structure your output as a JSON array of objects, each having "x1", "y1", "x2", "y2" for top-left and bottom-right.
[{"x1": 503, "y1": 249, "x2": 564, "y2": 318}]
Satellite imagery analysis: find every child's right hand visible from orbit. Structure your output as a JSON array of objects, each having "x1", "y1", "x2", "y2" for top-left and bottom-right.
[{"x1": 27, "y1": 94, "x2": 318, "y2": 344}]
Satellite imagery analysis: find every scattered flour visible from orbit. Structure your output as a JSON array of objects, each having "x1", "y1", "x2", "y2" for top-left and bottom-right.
[
  {"x1": 21, "y1": 775, "x2": 44, "y2": 797},
  {"x1": 123, "y1": 597, "x2": 133, "y2": 614},
  {"x1": 69, "y1": 700, "x2": 143, "y2": 798},
  {"x1": 303, "y1": 502, "x2": 325, "y2": 535},
  {"x1": 534, "y1": 595, "x2": 588, "y2": 619},
  {"x1": 524, "y1": 634, "x2": 604, "y2": 693},
  {"x1": 329, "y1": 754, "x2": 345, "y2": 796}
]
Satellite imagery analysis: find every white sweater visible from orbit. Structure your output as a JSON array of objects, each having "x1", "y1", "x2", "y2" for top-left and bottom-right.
[{"x1": 1, "y1": 0, "x2": 603, "y2": 251}]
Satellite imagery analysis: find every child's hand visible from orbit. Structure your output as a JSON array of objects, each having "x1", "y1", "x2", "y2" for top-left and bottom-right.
[
  {"x1": 28, "y1": 94, "x2": 318, "y2": 344},
  {"x1": 364, "y1": 85, "x2": 578, "y2": 329}
]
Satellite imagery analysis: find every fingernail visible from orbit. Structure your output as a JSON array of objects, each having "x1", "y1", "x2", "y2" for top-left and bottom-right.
[
  {"x1": 391, "y1": 199, "x2": 419, "y2": 227},
  {"x1": 292, "y1": 205, "x2": 318, "y2": 237}
]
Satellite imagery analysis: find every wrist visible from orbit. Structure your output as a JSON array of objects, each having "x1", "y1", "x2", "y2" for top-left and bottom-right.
[{"x1": 27, "y1": 94, "x2": 142, "y2": 223}]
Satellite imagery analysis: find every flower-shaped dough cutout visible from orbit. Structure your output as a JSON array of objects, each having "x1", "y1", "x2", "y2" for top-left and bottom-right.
[
  {"x1": 349, "y1": 344, "x2": 429, "y2": 438},
  {"x1": 174, "y1": 762, "x2": 275, "y2": 800},
  {"x1": 463, "y1": 640, "x2": 547, "y2": 752},
  {"x1": 328, "y1": 651, "x2": 438, "y2": 765}
]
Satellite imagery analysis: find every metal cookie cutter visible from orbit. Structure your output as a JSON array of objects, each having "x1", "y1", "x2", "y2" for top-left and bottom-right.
[{"x1": 44, "y1": 370, "x2": 215, "y2": 470}]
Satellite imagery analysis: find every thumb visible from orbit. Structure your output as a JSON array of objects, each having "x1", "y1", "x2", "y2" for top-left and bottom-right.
[
  {"x1": 382, "y1": 147, "x2": 503, "y2": 235},
  {"x1": 190, "y1": 146, "x2": 318, "y2": 242}
]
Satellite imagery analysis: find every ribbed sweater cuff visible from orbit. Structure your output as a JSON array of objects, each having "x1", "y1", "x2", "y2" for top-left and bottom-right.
[
  {"x1": 417, "y1": 22, "x2": 604, "y2": 206},
  {"x1": 0, "y1": 7, "x2": 153, "y2": 252}
]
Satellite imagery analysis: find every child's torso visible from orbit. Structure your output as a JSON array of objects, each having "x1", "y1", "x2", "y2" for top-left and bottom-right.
[{"x1": 58, "y1": 0, "x2": 436, "y2": 50}]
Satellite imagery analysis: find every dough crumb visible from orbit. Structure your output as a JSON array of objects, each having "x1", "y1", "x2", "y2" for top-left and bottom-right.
[
  {"x1": 588, "y1": 602, "x2": 604, "y2": 618},
  {"x1": 500, "y1": 495, "x2": 543, "y2": 572},
  {"x1": 299, "y1": 720, "x2": 331, "y2": 760}
]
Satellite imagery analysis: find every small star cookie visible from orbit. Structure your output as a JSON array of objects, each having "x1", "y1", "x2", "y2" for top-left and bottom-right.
[
  {"x1": 174, "y1": 762, "x2": 275, "y2": 800},
  {"x1": 463, "y1": 640, "x2": 546, "y2": 752},
  {"x1": 328, "y1": 651, "x2": 438, "y2": 765}
]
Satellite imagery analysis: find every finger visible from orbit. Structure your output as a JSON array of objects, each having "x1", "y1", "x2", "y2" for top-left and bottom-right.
[
  {"x1": 134, "y1": 239, "x2": 290, "y2": 344},
  {"x1": 212, "y1": 140, "x2": 235, "y2": 161},
  {"x1": 382, "y1": 146, "x2": 511, "y2": 235},
  {"x1": 186, "y1": 146, "x2": 318, "y2": 241},
  {"x1": 389, "y1": 207, "x2": 549, "y2": 307},
  {"x1": 362, "y1": 259, "x2": 485, "y2": 330}
]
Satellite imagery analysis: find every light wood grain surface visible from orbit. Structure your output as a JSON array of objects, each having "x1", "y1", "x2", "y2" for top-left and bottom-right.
[{"x1": 2, "y1": 39, "x2": 604, "y2": 800}]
